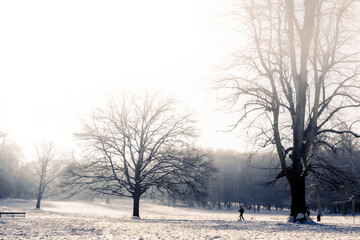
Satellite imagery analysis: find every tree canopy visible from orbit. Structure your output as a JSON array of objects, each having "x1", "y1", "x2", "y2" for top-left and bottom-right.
[{"x1": 63, "y1": 93, "x2": 215, "y2": 217}]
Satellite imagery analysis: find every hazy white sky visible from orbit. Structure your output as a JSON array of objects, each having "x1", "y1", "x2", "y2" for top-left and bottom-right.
[{"x1": 0, "y1": 0, "x2": 248, "y2": 160}]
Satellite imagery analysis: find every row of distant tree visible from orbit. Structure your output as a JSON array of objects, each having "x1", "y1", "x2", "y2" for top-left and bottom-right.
[
  {"x1": 196, "y1": 144, "x2": 360, "y2": 216},
  {"x1": 1, "y1": 93, "x2": 360, "y2": 217},
  {"x1": 1, "y1": 135, "x2": 360, "y2": 217},
  {"x1": 1, "y1": 132, "x2": 360, "y2": 217},
  {"x1": 0, "y1": 134, "x2": 28, "y2": 199}
]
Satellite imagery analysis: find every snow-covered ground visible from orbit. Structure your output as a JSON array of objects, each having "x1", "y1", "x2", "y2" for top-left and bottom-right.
[{"x1": 0, "y1": 198, "x2": 359, "y2": 239}]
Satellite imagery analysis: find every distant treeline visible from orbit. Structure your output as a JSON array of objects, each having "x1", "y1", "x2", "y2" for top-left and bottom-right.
[
  {"x1": 0, "y1": 142, "x2": 32, "y2": 199},
  {"x1": 154, "y1": 148, "x2": 360, "y2": 216},
  {"x1": 1, "y1": 140, "x2": 360, "y2": 215}
]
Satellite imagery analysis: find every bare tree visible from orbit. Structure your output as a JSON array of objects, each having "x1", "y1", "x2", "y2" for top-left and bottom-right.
[
  {"x1": 34, "y1": 142, "x2": 59, "y2": 209},
  {"x1": 219, "y1": 0, "x2": 360, "y2": 222},
  {"x1": 62, "y1": 93, "x2": 215, "y2": 217}
]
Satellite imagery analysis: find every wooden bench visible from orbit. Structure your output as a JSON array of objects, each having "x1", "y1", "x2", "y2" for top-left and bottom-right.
[{"x1": 0, "y1": 212, "x2": 26, "y2": 218}]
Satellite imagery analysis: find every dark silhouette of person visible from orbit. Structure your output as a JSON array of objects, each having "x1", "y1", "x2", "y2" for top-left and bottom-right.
[{"x1": 238, "y1": 205, "x2": 245, "y2": 221}]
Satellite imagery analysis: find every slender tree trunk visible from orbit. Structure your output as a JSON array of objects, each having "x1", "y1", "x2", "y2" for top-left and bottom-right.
[
  {"x1": 289, "y1": 174, "x2": 307, "y2": 221},
  {"x1": 132, "y1": 194, "x2": 140, "y2": 217},
  {"x1": 317, "y1": 185, "x2": 321, "y2": 221},
  {"x1": 342, "y1": 189, "x2": 346, "y2": 216}
]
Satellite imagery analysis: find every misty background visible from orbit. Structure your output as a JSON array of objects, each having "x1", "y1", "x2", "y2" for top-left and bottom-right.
[{"x1": 0, "y1": 0, "x2": 246, "y2": 159}]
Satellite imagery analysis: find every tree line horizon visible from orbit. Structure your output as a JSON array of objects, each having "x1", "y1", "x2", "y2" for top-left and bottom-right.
[{"x1": 1, "y1": 132, "x2": 359, "y2": 218}]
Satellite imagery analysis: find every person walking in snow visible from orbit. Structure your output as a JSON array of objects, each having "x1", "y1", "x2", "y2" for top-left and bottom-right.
[{"x1": 238, "y1": 206, "x2": 245, "y2": 221}]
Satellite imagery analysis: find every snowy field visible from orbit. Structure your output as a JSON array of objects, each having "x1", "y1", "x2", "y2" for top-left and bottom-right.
[{"x1": 1, "y1": 198, "x2": 360, "y2": 239}]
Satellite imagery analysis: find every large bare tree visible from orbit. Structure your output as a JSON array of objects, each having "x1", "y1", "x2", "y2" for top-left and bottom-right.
[
  {"x1": 219, "y1": 0, "x2": 360, "y2": 222},
  {"x1": 63, "y1": 94, "x2": 215, "y2": 217}
]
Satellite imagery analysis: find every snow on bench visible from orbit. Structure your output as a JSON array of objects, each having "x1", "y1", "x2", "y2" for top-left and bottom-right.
[{"x1": 0, "y1": 212, "x2": 26, "y2": 218}]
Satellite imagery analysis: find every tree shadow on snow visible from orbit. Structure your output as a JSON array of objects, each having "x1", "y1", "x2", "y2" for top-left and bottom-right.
[{"x1": 139, "y1": 218, "x2": 360, "y2": 235}]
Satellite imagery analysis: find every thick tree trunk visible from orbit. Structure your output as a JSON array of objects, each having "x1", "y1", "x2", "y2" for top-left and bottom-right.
[
  {"x1": 36, "y1": 180, "x2": 44, "y2": 209},
  {"x1": 132, "y1": 194, "x2": 140, "y2": 217},
  {"x1": 36, "y1": 195, "x2": 42, "y2": 209},
  {"x1": 289, "y1": 174, "x2": 307, "y2": 221}
]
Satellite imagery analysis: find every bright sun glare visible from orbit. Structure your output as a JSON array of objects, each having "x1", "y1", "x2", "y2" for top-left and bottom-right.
[{"x1": 0, "y1": 0, "x2": 247, "y2": 160}]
